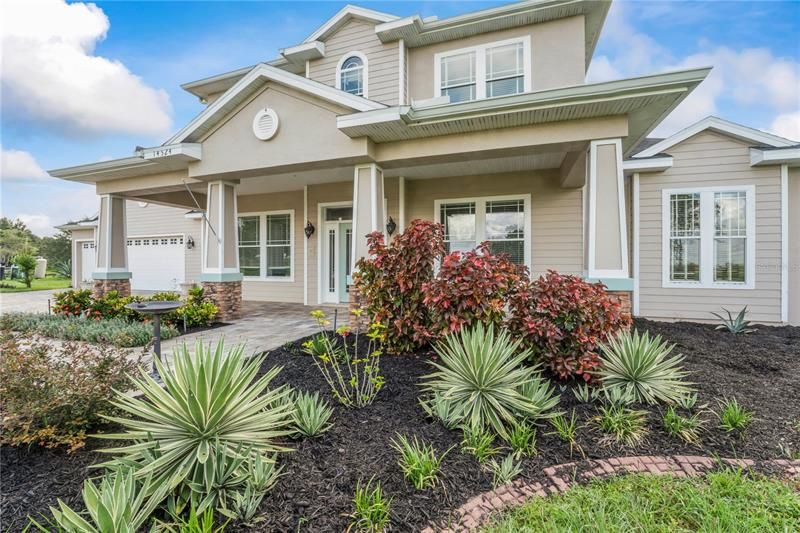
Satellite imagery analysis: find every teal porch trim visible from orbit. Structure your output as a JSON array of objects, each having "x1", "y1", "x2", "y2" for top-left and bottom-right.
[
  {"x1": 200, "y1": 272, "x2": 244, "y2": 282},
  {"x1": 92, "y1": 271, "x2": 132, "y2": 280},
  {"x1": 585, "y1": 277, "x2": 634, "y2": 291}
]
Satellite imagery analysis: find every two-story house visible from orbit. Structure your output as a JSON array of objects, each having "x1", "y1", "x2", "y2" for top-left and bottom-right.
[{"x1": 51, "y1": 0, "x2": 800, "y2": 325}]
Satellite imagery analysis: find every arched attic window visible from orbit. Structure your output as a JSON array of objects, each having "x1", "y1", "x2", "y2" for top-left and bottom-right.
[{"x1": 337, "y1": 52, "x2": 367, "y2": 97}]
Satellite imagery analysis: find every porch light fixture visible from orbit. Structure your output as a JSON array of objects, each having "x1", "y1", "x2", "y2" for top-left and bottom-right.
[
  {"x1": 386, "y1": 216, "x2": 397, "y2": 236},
  {"x1": 186, "y1": 236, "x2": 195, "y2": 250},
  {"x1": 304, "y1": 221, "x2": 315, "y2": 238}
]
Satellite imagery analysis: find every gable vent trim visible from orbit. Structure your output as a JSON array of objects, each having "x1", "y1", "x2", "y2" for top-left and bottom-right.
[{"x1": 253, "y1": 108, "x2": 279, "y2": 140}]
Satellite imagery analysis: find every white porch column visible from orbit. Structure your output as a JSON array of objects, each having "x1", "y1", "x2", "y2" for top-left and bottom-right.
[
  {"x1": 200, "y1": 180, "x2": 243, "y2": 320},
  {"x1": 350, "y1": 163, "x2": 385, "y2": 318},
  {"x1": 92, "y1": 194, "x2": 131, "y2": 297},
  {"x1": 585, "y1": 139, "x2": 633, "y2": 312}
]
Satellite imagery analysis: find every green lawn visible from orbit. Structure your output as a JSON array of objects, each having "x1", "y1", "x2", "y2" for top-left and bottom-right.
[
  {"x1": 0, "y1": 277, "x2": 72, "y2": 293},
  {"x1": 483, "y1": 470, "x2": 800, "y2": 532}
]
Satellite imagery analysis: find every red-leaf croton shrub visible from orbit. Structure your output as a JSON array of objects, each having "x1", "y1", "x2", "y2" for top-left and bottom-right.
[
  {"x1": 53, "y1": 288, "x2": 92, "y2": 317},
  {"x1": 352, "y1": 220, "x2": 445, "y2": 354},
  {"x1": 507, "y1": 270, "x2": 631, "y2": 382},
  {"x1": 424, "y1": 243, "x2": 526, "y2": 336}
]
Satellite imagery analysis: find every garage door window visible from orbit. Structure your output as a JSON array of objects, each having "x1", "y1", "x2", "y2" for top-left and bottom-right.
[{"x1": 238, "y1": 210, "x2": 294, "y2": 280}]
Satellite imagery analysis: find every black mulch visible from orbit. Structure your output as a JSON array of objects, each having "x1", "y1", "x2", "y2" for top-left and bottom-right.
[{"x1": 2, "y1": 319, "x2": 799, "y2": 532}]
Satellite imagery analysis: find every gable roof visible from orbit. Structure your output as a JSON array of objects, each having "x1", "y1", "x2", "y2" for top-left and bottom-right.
[
  {"x1": 166, "y1": 63, "x2": 386, "y2": 145},
  {"x1": 633, "y1": 116, "x2": 796, "y2": 158},
  {"x1": 303, "y1": 4, "x2": 399, "y2": 43}
]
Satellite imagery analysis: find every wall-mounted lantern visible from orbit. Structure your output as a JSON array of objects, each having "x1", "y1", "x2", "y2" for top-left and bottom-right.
[
  {"x1": 386, "y1": 216, "x2": 397, "y2": 236},
  {"x1": 186, "y1": 236, "x2": 195, "y2": 250},
  {"x1": 304, "y1": 221, "x2": 315, "y2": 238}
]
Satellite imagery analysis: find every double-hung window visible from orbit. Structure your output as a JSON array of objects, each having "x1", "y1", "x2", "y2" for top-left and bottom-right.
[
  {"x1": 237, "y1": 211, "x2": 294, "y2": 280},
  {"x1": 436, "y1": 37, "x2": 530, "y2": 102},
  {"x1": 436, "y1": 195, "x2": 530, "y2": 267},
  {"x1": 663, "y1": 187, "x2": 754, "y2": 288}
]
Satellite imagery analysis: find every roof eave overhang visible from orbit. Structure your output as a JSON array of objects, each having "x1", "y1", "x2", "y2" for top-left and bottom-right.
[
  {"x1": 337, "y1": 67, "x2": 710, "y2": 154},
  {"x1": 750, "y1": 147, "x2": 800, "y2": 167},
  {"x1": 622, "y1": 156, "x2": 673, "y2": 174},
  {"x1": 180, "y1": 57, "x2": 302, "y2": 100},
  {"x1": 280, "y1": 41, "x2": 326, "y2": 65},
  {"x1": 375, "y1": 0, "x2": 610, "y2": 69}
]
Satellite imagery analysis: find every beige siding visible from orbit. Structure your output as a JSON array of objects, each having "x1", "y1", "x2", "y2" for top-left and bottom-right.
[
  {"x1": 237, "y1": 191, "x2": 305, "y2": 303},
  {"x1": 637, "y1": 131, "x2": 783, "y2": 323},
  {"x1": 308, "y1": 19, "x2": 399, "y2": 106},
  {"x1": 407, "y1": 16, "x2": 585, "y2": 103},
  {"x1": 405, "y1": 171, "x2": 583, "y2": 276},
  {"x1": 125, "y1": 202, "x2": 203, "y2": 285},
  {"x1": 789, "y1": 167, "x2": 800, "y2": 325}
]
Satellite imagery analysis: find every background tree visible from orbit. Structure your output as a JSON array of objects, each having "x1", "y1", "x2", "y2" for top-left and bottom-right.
[
  {"x1": 13, "y1": 254, "x2": 38, "y2": 288},
  {"x1": 0, "y1": 218, "x2": 39, "y2": 265},
  {"x1": 39, "y1": 230, "x2": 71, "y2": 269}
]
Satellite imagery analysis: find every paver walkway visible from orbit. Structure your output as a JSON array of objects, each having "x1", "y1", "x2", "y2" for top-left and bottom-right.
[{"x1": 160, "y1": 301, "x2": 348, "y2": 358}]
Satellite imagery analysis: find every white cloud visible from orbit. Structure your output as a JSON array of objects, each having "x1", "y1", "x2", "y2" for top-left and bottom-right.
[
  {"x1": 1, "y1": 0, "x2": 172, "y2": 138},
  {"x1": 0, "y1": 147, "x2": 48, "y2": 181},
  {"x1": 771, "y1": 112, "x2": 800, "y2": 142},
  {"x1": 589, "y1": 2, "x2": 800, "y2": 138},
  {"x1": 16, "y1": 214, "x2": 55, "y2": 236}
]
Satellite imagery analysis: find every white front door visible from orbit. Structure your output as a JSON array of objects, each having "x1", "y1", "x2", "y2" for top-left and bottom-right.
[
  {"x1": 127, "y1": 235, "x2": 185, "y2": 291},
  {"x1": 321, "y1": 206, "x2": 353, "y2": 304}
]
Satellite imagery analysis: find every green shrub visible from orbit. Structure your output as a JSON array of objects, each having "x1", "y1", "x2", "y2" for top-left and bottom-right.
[
  {"x1": 598, "y1": 329, "x2": 693, "y2": 405},
  {"x1": 0, "y1": 312, "x2": 178, "y2": 347},
  {"x1": 31, "y1": 468, "x2": 169, "y2": 533},
  {"x1": 391, "y1": 434, "x2": 450, "y2": 490},
  {"x1": 421, "y1": 323, "x2": 556, "y2": 438},
  {"x1": 98, "y1": 340, "x2": 293, "y2": 513},
  {"x1": 0, "y1": 334, "x2": 139, "y2": 451},
  {"x1": 175, "y1": 287, "x2": 219, "y2": 328},
  {"x1": 13, "y1": 253, "x2": 37, "y2": 288},
  {"x1": 718, "y1": 397, "x2": 754, "y2": 433},
  {"x1": 349, "y1": 477, "x2": 392, "y2": 533},
  {"x1": 291, "y1": 390, "x2": 333, "y2": 438},
  {"x1": 662, "y1": 406, "x2": 703, "y2": 444},
  {"x1": 307, "y1": 310, "x2": 386, "y2": 408},
  {"x1": 593, "y1": 404, "x2": 649, "y2": 447},
  {"x1": 53, "y1": 289, "x2": 93, "y2": 317}
]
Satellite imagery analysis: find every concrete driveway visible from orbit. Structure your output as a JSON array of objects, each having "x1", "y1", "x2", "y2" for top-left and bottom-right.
[{"x1": 0, "y1": 289, "x2": 60, "y2": 314}]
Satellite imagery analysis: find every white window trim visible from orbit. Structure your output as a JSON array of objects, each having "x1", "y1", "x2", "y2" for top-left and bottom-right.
[
  {"x1": 661, "y1": 185, "x2": 756, "y2": 290},
  {"x1": 434, "y1": 194, "x2": 532, "y2": 269},
  {"x1": 433, "y1": 36, "x2": 532, "y2": 101},
  {"x1": 238, "y1": 210, "x2": 295, "y2": 283},
  {"x1": 336, "y1": 51, "x2": 368, "y2": 98}
]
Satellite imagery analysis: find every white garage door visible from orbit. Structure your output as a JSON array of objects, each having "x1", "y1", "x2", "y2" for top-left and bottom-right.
[
  {"x1": 80, "y1": 242, "x2": 95, "y2": 283},
  {"x1": 128, "y1": 235, "x2": 185, "y2": 292}
]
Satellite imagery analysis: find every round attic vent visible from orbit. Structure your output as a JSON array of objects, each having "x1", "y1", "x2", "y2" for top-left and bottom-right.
[{"x1": 252, "y1": 108, "x2": 279, "y2": 140}]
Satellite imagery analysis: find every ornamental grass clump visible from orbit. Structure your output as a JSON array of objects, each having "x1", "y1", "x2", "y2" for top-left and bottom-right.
[
  {"x1": 663, "y1": 406, "x2": 703, "y2": 444},
  {"x1": 593, "y1": 404, "x2": 649, "y2": 448},
  {"x1": 304, "y1": 309, "x2": 386, "y2": 408},
  {"x1": 421, "y1": 323, "x2": 560, "y2": 439},
  {"x1": 349, "y1": 477, "x2": 392, "y2": 532},
  {"x1": 97, "y1": 340, "x2": 293, "y2": 513},
  {"x1": 391, "y1": 434, "x2": 451, "y2": 490},
  {"x1": 598, "y1": 329, "x2": 693, "y2": 405},
  {"x1": 717, "y1": 397, "x2": 755, "y2": 433}
]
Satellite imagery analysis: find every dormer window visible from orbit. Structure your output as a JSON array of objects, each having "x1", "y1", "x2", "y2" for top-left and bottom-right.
[
  {"x1": 435, "y1": 37, "x2": 531, "y2": 103},
  {"x1": 337, "y1": 53, "x2": 367, "y2": 97}
]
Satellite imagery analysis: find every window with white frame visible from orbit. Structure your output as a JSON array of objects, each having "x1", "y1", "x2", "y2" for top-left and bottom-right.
[
  {"x1": 237, "y1": 211, "x2": 293, "y2": 279},
  {"x1": 436, "y1": 37, "x2": 530, "y2": 103},
  {"x1": 663, "y1": 187, "x2": 754, "y2": 288},
  {"x1": 338, "y1": 54, "x2": 365, "y2": 96},
  {"x1": 437, "y1": 196, "x2": 529, "y2": 266}
]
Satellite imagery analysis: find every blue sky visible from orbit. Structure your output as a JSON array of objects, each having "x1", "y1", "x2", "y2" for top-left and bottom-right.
[{"x1": 2, "y1": 0, "x2": 798, "y2": 235}]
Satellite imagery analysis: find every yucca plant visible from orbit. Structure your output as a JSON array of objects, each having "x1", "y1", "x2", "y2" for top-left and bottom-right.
[
  {"x1": 598, "y1": 329, "x2": 694, "y2": 405},
  {"x1": 487, "y1": 455, "x2": 522, "y2": 488},
  {"x1": 419, "y1": 394, "x2": 461, "y2": 430},
  {"x1": 711, "y1": 307, "x2": 756, "y2": 335},
  {"x1": 391, "y1": 434, "x2": 450, "y2": 490},
  {"x1": 291, "y1": 390, "x2": 333, "y2": 438},
  {"x1": 349, "y1": 477, "x2": 392, "y2": 532},
  {"x1": 97, "y1": 340, "x2": 293, "y2": 511},
  {"x1": 422, "y1": 323, "x2": 557, "y2": 438},
  {"x1": 36, "y1": 468, "x2": 168, "y2": 533},
  {"x1": 516, "y1": 372, "x2": 561, "y2": 420}
]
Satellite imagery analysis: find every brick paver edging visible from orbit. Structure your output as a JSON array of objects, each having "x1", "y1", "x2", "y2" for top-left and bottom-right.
[{"x1": 422, "y1": 455, "x2": 800, "y2": 532}]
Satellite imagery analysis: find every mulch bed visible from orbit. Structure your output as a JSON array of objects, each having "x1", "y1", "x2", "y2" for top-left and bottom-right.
[{"x1": 2, "y1": 319, "x2": 799, "y2": 531}]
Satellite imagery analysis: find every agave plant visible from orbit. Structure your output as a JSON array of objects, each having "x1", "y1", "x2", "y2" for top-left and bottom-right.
[
  {"x1": 421, "y1": 323, "x2": 557, "y2": 438},
  {"x1": 39, "y1": 468, "x2": 168, "y2": 533},
  {"x1": 97, "y1": 340, "x2": 293, "y2": 511},
  {"x1": 711, "y1": 307, "x2": 756, "y2": 335},
  {"x1": 598, "y1": 329, "x2": 694, "y2": 405},
  {"x1": 52, "y1": 259, "x2": 72, "y2": 279}
]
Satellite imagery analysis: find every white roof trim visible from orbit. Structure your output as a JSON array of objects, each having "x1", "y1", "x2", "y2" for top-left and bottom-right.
[
  {"x1": 303, "y1": 4, "x2": 398, "y2": 43},
  {"x1": 136, "y1": 143, "x2": 202, "y2": 161},
  {"x1": 166, "y1": 63, "x2": 386, "y2": 145},
  {"x1": 634, "y1": 116, "x2": 796, "y2": 158},
  {"x1": 622, "y1": 156, "x2": 673, "y2": 172},
  {"x1": 750, "y1": 146, "x2": 800, "y2": 166},
  {"x1": 280, "y1": 41, "x2": 326, "y2": 63}
]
